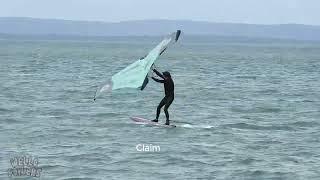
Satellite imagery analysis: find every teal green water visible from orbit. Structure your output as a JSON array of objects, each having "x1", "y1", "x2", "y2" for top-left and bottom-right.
[{"x1": 1, "y1": 36, "x2": 320, "y2": 179}]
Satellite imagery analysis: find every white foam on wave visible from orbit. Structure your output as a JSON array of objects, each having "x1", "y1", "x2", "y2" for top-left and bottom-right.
[{"x1": 180, "y1": 124, "x2": 214, "y2": 129}]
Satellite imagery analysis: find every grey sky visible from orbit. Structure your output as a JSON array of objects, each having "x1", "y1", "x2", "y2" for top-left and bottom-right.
[{"x1": 1, "y1": 0, "x2": 319, "y2": 25}]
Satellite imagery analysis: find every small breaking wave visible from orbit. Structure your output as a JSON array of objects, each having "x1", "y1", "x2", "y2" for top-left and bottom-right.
[{"x1": 223, "y1": 122, "x2": 294, "y2": 131}]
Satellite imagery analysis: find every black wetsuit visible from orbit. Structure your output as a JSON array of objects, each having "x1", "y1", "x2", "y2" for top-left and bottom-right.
[{"x1": 151, "y1": 69, "x2": 174, "y2": 124}]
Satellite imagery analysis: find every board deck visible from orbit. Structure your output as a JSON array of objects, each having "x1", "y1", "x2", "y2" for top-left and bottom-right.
[{"x1": 130, "y1": 117, "x2": 176, "y2": 128}]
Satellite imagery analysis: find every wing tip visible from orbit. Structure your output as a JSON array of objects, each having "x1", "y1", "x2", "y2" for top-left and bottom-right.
[{"x1": 175, "y1": 30, "x2": 182, "y2": 41}]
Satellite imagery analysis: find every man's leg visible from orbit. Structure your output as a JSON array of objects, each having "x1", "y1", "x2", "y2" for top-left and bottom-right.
[
  {"x1": 152, "y1": 97, "x2": 166, "y2": 122},
  {"x1": 164, "y1": 96, "x2": 174, "y2": 125}
]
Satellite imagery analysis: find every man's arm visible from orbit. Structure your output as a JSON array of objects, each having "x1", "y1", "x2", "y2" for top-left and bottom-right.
[
  {"x1": 152, "y1": 77, "x2": 164, "y2": 83},
  {"x1": 153, "y1": 69, "x2": 165, "y2": 79}
]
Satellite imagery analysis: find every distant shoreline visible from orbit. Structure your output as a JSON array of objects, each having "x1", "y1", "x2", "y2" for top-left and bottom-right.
[
  {"x1": 1, "y1": 33, "x2": 320, "y2": 43},
  {"x1": 1, "y1": 17, "x2": 320, "y2": 41},
  {"x1": 1, "y1": 16, "x2": 319, "y2": 27}
]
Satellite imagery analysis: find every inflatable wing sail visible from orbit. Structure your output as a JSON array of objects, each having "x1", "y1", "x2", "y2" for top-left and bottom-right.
[{"x1": 94, "y1": 30, "x2": 181, "y2": 100}]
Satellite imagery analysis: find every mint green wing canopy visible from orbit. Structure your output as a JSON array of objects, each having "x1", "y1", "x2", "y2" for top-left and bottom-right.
[{"x1": 94, "y1": 30, "x2": 181, "y2": 100}]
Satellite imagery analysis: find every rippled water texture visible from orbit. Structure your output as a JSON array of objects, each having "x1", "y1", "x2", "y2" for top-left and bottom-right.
[{"x1": 1, "y1": 36, "x2": 320, "y2": 179}]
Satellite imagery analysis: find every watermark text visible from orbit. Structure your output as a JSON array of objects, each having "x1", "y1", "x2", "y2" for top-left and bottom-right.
[
  {"x1": 136, "y1": 144, "x2": 161, "y2": 152},
  {"x1": 7, "y1": 155, "x2": 42, "y2": 177}
]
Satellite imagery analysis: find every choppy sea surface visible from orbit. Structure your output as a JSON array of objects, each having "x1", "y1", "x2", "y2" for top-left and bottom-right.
[{"x1": 0, "y1": 36, "x2": 320, "y2": 179}]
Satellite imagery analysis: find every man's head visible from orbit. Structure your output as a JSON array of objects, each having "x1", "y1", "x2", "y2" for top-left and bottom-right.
[{"x1": 163, "y1": 71, "x2": 171, "y2": 79}]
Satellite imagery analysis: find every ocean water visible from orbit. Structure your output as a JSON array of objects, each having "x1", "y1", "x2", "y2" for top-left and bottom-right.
[{"x1": 0, "y1": 36, "x2": 320, "y2": 179}]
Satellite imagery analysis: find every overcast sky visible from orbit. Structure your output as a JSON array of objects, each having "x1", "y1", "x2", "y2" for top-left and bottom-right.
[{"x1": 1, "y1": 0, "x2": 318, "y2": 25}]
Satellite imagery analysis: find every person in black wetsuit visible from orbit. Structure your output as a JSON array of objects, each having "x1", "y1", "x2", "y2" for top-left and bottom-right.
[{"x1": 151, "y1": 68, "x2": 174, "y2": 125}]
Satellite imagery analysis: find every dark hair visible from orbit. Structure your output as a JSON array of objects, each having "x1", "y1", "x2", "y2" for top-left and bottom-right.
[{"x1": 162, "y1": 71, "x2": 171, "y2": 78}]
